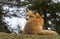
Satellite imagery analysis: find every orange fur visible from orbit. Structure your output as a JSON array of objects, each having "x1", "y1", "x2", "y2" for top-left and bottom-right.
[{"x1": 23, "y1": 9, "x2": 58, "y2": 35}]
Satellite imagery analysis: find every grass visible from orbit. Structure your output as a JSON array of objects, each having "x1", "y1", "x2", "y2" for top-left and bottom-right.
[{"x1": 0, "y1": 32, "x2": 60, "y2": 39}]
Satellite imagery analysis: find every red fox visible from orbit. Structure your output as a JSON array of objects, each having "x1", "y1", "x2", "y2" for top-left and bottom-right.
[{"x1": 23, "y1": 9, "x2": 58, "y2": 35}]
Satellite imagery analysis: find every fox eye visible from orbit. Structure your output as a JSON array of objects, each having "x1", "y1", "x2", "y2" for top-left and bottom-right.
[
  {"x1": 30, "y1": 16, "x2": 34, "y2": 17},
  {"x1": 26, "y1": 15, "x2": 28, "y2": 16}
]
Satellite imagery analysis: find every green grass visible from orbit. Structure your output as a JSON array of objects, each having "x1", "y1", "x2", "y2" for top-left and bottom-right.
[{"x1": 0, "y1": 32, "x2": 60, "y2": 39}]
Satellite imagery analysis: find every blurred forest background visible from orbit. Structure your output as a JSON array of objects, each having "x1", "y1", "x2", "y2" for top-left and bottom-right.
[{"x1": 0, "y1": 0, "x2": 60, "y2": 34}]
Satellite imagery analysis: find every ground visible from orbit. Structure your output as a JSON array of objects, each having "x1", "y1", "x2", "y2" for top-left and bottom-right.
[{"x1": 0, "y1": 32, "x2": 60, "y2": 39}]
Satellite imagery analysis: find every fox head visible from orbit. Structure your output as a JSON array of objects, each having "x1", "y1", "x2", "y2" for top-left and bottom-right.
[{"x1": 26, "y1": 9, "x2": 41, "y2": 20}]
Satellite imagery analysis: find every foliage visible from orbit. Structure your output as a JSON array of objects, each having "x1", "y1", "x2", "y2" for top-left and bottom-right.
[
  {"x1": 0, "y1": 0, "x2": 60, "y2": 34},
  {"x1": 0, "y1": 6, "x2": 11, "y2": 33}
]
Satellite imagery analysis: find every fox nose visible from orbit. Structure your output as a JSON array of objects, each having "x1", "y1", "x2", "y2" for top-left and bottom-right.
[
  {"x1": 26, "y1": 16, "x2": 29, "y2": 20},
  {"x1": 26, "y1": 18, "x2": 28, "y2": 20}
]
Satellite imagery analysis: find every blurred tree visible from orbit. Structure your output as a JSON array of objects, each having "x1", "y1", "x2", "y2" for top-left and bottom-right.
[
  {"x1": 0, "y1": 5, "x2": 11, "y2": 33},
  {"x1": 0, "y1": 0, "x2": 60, "y2": 34}
]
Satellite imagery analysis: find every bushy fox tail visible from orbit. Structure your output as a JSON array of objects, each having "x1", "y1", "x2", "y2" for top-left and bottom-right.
[{"x1": 37, "y1": 30, "x2": 58, "y2": 35}]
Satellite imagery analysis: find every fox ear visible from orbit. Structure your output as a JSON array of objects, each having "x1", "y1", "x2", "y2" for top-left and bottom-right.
[
  {"x1": 36, "y1": 12, "x2": 40, "y2": 16},
  {"x1": 26, "y1": 9, "x2": 30, "y2": 12},
  {"x1": 33, "y1": 10, "x2": 37, "y2": 15},
  {"x1": 35, "y1": 12, "x2": 41, "y2": 18}
]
